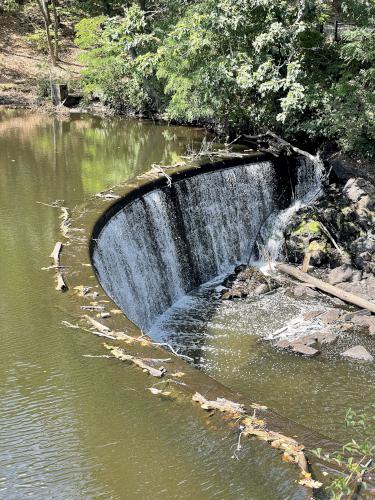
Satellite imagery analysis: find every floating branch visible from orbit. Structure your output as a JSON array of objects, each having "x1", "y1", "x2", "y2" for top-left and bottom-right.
[
  {"x1": 150, "y1": 163, "x2": 172, "y2": 187},
  {"x1": 152, "y1": 341, "x2": 194, "y2": 361},
  {"x1": 192, "y1": 392, "x2": 321, "y2": 489},
  {"x1": 80, "y1": 305, "x2": 105, "y2": 311},
  {"x1": 192, "y1": 392, "x2": 245, "y2": 417},
  {"x1": 61, "y1": 320, "x2": 80, "y2": 329},
  {"x1": 104, "y1": 344, "x2": 166, "y2": 377},
  {"x1": 49, "y1": 241, "x2": 67, "y2": 291},
  {"x1": 59, "y1": 206, "x2": 71, "y2": 238},
  {"x1": 84, "y1": 316, "x2": 151, "y2": 345},
  {"x1": 84, "y1": 315, "x2": 111, "y2": 333},
  {"x1": 94, "y1": 191, "x2": 120, "y2": 200},
  {"x1": 36, "y1": 200, "x2": 71, "y2": 239}
]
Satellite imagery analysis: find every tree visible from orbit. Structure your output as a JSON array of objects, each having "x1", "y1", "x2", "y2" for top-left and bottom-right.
[
  {"x1": 74, "y1": 0, "x2": 375, "y2": 157},
  {"x1": 36, "y1": 0, "x2": 60, "y2": 66}
]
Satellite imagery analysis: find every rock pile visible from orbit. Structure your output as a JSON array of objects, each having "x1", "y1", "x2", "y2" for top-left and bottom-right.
[
  {"x1": 273, "y1": 307, "x2": 374, "y2": 361},
  {"x1": 220, "y1": 265, "x2": 280, "y2": 300},
  {"x1": 284, "y1": 177, "x2": 375, "y2": 274}
]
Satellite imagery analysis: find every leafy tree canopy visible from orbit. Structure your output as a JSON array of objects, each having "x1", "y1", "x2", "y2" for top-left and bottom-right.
[{"x1": 71, "y1": 0, "x2": 375, "y2": 157}]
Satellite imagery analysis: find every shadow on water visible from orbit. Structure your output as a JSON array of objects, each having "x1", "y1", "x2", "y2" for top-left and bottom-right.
[{"x1": 152, "y1": 278, "x2": 375, "y2": 444}]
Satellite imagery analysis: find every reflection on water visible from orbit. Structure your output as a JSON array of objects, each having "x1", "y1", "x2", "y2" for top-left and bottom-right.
[{"x1": 0, "y1": 110, "x2": 305, "y2": 499}]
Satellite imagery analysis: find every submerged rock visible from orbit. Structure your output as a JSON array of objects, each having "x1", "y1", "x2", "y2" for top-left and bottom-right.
[
  {"x1": 275, "y1": 339, "x2": 320, "y2": 356},
  {"x1": 341, "y1": 346, "x2": 373, "y2": 362}
]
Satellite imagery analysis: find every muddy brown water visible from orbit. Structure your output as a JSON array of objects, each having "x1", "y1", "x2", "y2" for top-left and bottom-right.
[{"x1": 0, "y1": 109, "x2": 313, "y2": 499}]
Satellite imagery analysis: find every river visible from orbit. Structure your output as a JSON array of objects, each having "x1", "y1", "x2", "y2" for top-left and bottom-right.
[{"x1": 0, "y1": 109, "x2": 309, "y2": 499}]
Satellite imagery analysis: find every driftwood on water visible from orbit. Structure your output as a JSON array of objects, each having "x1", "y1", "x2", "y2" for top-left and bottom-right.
[
  {"x1": 277, "y1": 263, "x2": 375, "y2": 314},
  {"x1": 49, "y1": 241, "x2": 67, "y2": 291},
  {"x1": 104, "y1": 343, "x2": 166, "y2": 377},
  {"x1": 59, "y1": 206, "x2": 71, "y2": 238},
  {"x1": 192, "y1": 392, "x2": 321, "y2": 488}
]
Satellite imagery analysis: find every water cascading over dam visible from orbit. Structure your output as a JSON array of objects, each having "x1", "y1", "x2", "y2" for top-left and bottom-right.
[{"x1": 92, "y1": 158, "x2": 321, "y2": 332}]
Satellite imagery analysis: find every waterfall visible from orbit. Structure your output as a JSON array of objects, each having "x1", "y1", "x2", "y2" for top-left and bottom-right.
[
  {"x1": 263, "y1": 157, "x2": 323, "y2": 263},
  {"x1": 92, "y1": 158, "x2": 322, "y2": 331}
]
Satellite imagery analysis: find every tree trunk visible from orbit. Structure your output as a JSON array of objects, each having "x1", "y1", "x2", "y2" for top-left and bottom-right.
[
  {"x1": 51, "y1": 0, "x2": 59, "y2": 62},
  {"x1": 36, "y1": 0, "x2": 56, "y2": 66},
  {"x1": 276, "y1": 263, "x2": 375, "y2": 314}
]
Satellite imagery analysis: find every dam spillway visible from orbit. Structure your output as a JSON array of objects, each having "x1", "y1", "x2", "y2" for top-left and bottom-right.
[{"x1": 91, "y1": 157, "x2": 320, "y2": 332}]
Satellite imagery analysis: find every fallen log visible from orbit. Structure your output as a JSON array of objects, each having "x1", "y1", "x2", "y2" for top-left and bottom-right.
[
  {"x1": 276, "y1": 263, "x2": 375, "y2": 314},
  {"x1": 49, "y1": 242, "x2": 67, "y2": 291}
]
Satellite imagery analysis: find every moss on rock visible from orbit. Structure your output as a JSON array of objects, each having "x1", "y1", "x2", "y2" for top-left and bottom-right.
[{"x1": 294, "y1": 219, "x2": 321, "y2": 236}]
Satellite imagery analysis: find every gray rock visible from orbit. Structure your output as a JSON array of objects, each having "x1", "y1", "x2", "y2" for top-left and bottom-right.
[
  {"x1": 369, "y1": 325, "x2": 375, "y2": 336},
  {"x1": 341, "y1": 345, "x2": 373, "y2": 361},
  {"x1": 351, "y1": 270, "x2": 363, "y2": 283},
  {"x1": 343, "y1": 177, "x2": 375, "y2": 206},
  {"x1": 303, "y1": 310, "x2": 323, "y2": 321},
  {"x1": 254, "y1": 284, "x2": 269, "y2": 296},
  {"x1": 342, "y1": 309, "x2": 371, "y2": 321},
  {"x1": 351, "y1": 315, "x2": 375, "y2": 328},
  {"x1": 292, "y1": 335, "x2": 317, "y2": 346},
  {"x1": 328, "y1": 264, "x2": 353, "y2": 285},
  {"x1": 275, "y1": 340, "x2": 292, "y2": 350},
  {"x1": 293, "y1": 285, "x2": 319, "y2": 298},
  {"x1": 320, "y1": 309, "x2": 342, "y2": 324},
  {"x1": 315, "y1": 331, "x2": 338, "y2": 345},
  {"x1": 291, "y1": 343, "x2": 320, "y2": 357}
]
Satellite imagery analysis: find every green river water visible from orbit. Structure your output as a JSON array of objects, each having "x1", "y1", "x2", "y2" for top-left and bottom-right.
[{"x1": 0, "y1": 110, "x2": 310, "y2": 500}]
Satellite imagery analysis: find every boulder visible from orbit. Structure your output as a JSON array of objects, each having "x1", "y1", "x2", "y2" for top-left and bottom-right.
[
  {"x1": 341, "y1": 345, "x2": 373, "y2": 361},
  {"x1": 342, "y1": 309, "x2": 371, "y2": 321},
  {"x1": 275, "y1": 340, "x2": 292, "y2": 350},
  {"x1": 351, "y1": 315, "x2": 375, "y2": 328},
  {"x1": 343, "y1": 177, "x2": 375, "y2": 206}
]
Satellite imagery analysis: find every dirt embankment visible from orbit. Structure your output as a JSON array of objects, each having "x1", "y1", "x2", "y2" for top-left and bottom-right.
[{"x1": 0, "y1": 5, "x2": 82, "y2": 108}]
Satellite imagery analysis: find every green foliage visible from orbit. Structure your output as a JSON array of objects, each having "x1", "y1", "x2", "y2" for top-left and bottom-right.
[
  {"x1": 74, "y1": 0, "x2": 375, "y2": 157},
  {"x1": 75, "y1": 7, "x2": 161, "y2": 112},
  {"x1": 313, "y1": 404, "x2": 375, "y2": 499},
  {"x1": 0, "y1": 0, "x2": 21, "y2": 11}
]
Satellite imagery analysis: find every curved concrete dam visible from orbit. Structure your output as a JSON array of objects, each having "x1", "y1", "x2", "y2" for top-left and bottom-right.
[{"x1": 91, "y1": 156, "x2": 321, "y2": 332}]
